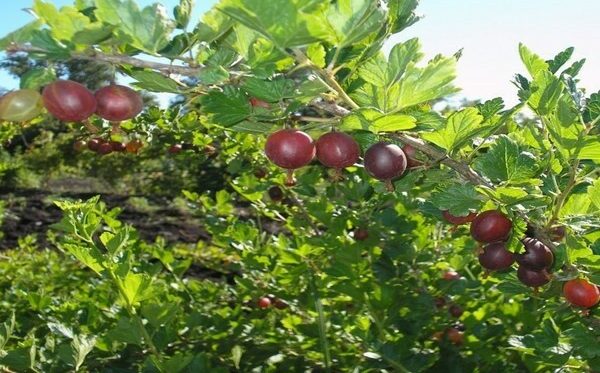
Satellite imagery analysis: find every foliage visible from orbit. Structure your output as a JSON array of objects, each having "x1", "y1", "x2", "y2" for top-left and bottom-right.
[{"x1": 0, "y1": 0, "x2": 598, "y2": 372}]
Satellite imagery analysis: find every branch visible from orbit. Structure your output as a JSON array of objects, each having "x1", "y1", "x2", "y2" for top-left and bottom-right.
[{"x1": 6, "y1": 44, "x2": 205, "y2": 76}]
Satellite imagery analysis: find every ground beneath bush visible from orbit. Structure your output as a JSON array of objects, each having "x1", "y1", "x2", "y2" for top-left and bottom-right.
[{"x1": 0, "y1": 187, "x2": 210, "y2": 250}]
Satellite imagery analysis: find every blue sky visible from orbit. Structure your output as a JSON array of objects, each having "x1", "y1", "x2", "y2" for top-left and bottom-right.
[{"x1": 2, "y1": 0, "x2": 600, "y2": 107}]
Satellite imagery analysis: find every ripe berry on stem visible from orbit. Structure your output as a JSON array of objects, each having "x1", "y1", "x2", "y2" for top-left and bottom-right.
[
  {"x1": 42, "y1": 80, "x2": 97, "y2": 122},
  {"x1": 363, "y1": 142, "x2": 407, "y2": 191},
  {"x1": 563, "y1": 278, "x2": 600, "y2": 308},
  {"x1": 517, "y1": 238, "x2": 553, "y2": 270},
  {"x1": 168, "y1": 144, "x2": 183, "y2": 154},
  {"x1": 87, "y1": 138, "x2": 103, "y2": 152},
  {"x1": 448, "y1": 304, "x2": 463, "y2": 318},
  {"x1": 443, "y1": 270, "x2": 461, "y2": 281},
  {"x1": 517, "y1": 266, "x2": 550, "y2": 287},
  {"x1": 257, "y1": 297, "x2": 271, "y2": 309},
  {"x1": 353, "y1": 228, "x2": 369, "y2": 241},
  {"x1": 265, "y1": 129, "x2": 315, "y2": 186},
  {"x1": 268, "y1": 186, "x2": 284, "y2": 202},
  {"x1": 478, "y1": 242, "x2": 515, "y2": 271},
  {"x1": 402, "y1": 144, "x2": 421, "y2": 168},
  {"x1": 315, "y1": 132, "x2": 360, "y2": 178},
  {"x1": 95, "y1": 85, "x2": 143, "y2": 122},
  {"x1": 470, "y1": 210, "x2": 512, "y2": 243}
]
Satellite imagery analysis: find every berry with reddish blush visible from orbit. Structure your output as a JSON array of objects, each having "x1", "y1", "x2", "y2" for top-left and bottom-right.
[
  {"x1": 87, "y1": 138, "x2": 103, "y2": 152},
  {"x1": 273, "y1": 298, "x2": 289, "y2": 310},
  {"x1": 563, "y1": 278, "x2": 600, "y2": 308},
  {"x1": 353, "y1": 228, "x2": 369, "y2": 241},
  {"x1": 443, "y1": 270, "x2": 461, "y2": 281},
  {"x1": 478, "y1": 242, "x2": 515, "y2": 271},
  {"x1": 434, "y1": 297, "x2": 446, "y2": 308},
  {"x1": 97, "y1": 142, "x2": 113, "y2": 155},
  {"x1": 449, "y1": 304, "x2": 463, "y2": 318},
  {"x1": 470, "y1": 210, "x2": 512, "y2": 243},
  {"x1": 254, "y1": 168, "x2": 267, "y2": 179},
  {"x1": 402, "y1": 144, "x2": 421, "y2": 168},
  {"x1": 42, "y1": 80, "x2": 97, "y2": 122},
  {"x1": 268, "y1": 186, "x2": 284, "y2": 202},
  {"x1": 517, "y1": 266, "x2": 550, "y2": 287},
  {"x1": 0, "y1": 89, "x2": 43, "y2": 122},
  {"x1": 168, "y1": 144, "x2": 183, "y2": 154},
  {"x1": 73, "y1": 140, "x2": 87, "y2": 152},
  {"x1": 550, "y1": 226, "x2": 566, "y2": 241},
  {"x1": 265, "y1": 129, "x2": 315, "y2": 185},
  {"x1": 446, "y1": 328, "x2": 464, "y2": 345},
  {"x1": 257, "y1": 297, "x2": 271, "y2": 309},
  {"x1": 126, "y1": 139, "x2": 143, "y2": 153},
  {"x1": 95, "y1": 85, "x2": 143, "y2": 122},
  {"x1": 442, "y1": 210, "x2": 477, "y2": 225},
  {"x1": 364, "y1": 142, "x2": 407, "y2": 191},
  {"x1": 110, "y1": 141, "x2": 127, "y2": 152},
  {"x1": 516, "y1": 238, "x2": 553, "y2": 270},
  {"x1": 315, "y1": 132, "x2": 360, "y2": 169},
  {"x1": 249, "y1": 97, "x2": 270, "y2": 109}
]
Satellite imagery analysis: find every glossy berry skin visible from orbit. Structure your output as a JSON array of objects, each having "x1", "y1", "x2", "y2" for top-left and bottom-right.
[
  {"x1": 315, "y1": 132, "x2": 360, "y2": 169},
  {"x1": 470, "y1": 210, "x2": 512, "y2": 243},
  {"x1": 126, "y1": 140, "x2": 143, "y2": 154},
  {"x1": 517, "y1": 266, "x2": 550, "y2": 287},
  {"x1": 364, "y1": 142, "x2": 407, "y2": 181},
  {"x1": 268, "y1": 186, "x2": 284, "y2": 202},
  {"x1": 168, "y1": 144, "x2": 183, "y2": 154},
  {"x1": 273, "y1": 298, "x2": 289, "y2": 310},
  {"x1": 265, "y1": 129, "x2": 315, "y2": 169},
  {"x1": 442, "y1": 211, "x2": 477, "y2": 225},
  {"x1": 97, "y1": 142, "x2": 113, "y2": 155},
  {"x1": 353, "y1": 228, "x2": 369, "y2": 241},
  {"x1": 446, "y1": 328, "x2": 464, "y2": 345},
  {"x1": 95, "y1": 85, "x2": 143, "y2": 121},
  {"x1": 402, "y1": 144, "x2": 421, "y2": 168},
  {"x1": 110, "y1": 141, "x2": 127, "y2": 152},
  {"x1": 0, "y1": 89, "x2": 43, "y2": 122},
  {"x1": 253, "y1": 168, "x2": 267, "y2": 179},
  {"x1": 42, "y1": 80, "x2": 96, "y2": 122},
  {"x1": 257, "y1": 297, "x2": 271, "y2": 309},
  {"x1": 434, "y1": 297, "x2": 446, "y2": 309},
  {"x1": 563, "y1": 279, "x2": 600, "y2": 308},
  {"x1": 449, "y1": 304, "x2": 463, "y2": 318},
  {"x1": 478, "y1": 242, "x2": 515, "y2": 271},
  {"x1": 443, "y1": 271, "x2": 460, "y2": 281},
  {"x1": 87, "y1": 138, "x2": 103, "y2": 152},
  {"x1": 517, "y1": 238, "x2": 553, "y2": 270},
  {"x1": 73, "y1": 140, "x2": 87, "y2": 152}
]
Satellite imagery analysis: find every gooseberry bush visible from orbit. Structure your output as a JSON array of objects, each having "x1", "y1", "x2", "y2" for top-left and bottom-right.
[{"x1": 0, "y1": 0, "x2": 599, "y2": 371}]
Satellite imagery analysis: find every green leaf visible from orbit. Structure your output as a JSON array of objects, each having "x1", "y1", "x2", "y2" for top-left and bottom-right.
[
  {"x1": 33, "y1": 1, "x2": 91, "y2": 42},
  {"x1": 339, "y1": 108, "x2": 416, "y2": 133},
  {"x1": 229, "y1": 120, "x2": 273, "y2": 134},
  {"x1": 578, "y1": 138, "x2": 600, "y2": 162},
  {"x1": 306, "y1": 43, "x2": 326, "y2": 68},
  {"x1": 174, "y1": 0, "x2": 193, "y2": 29},
  {"x1": 129, "y1": 70, "x2": 181, "y2": 93},
  {"x1": 196, "y1": 7, "x2": 235, "y2": 43},
  {"x1": 528, "y1": 70, "x2": 563, "y2": 115},
  {"x1": 107, "y1": 317, "x2": 143, "y2": 345},
  {"x1": 218, "y1": 0, "x2": 327, "y2": 48},
  {"x1": 71, "y1": 335, "x2": 96, "y2": 371},
  {"x1": 583, "y1": 91, "x2": 600, "y2": 123},
  {"x1": 421, "y1": 108, "x2": 484, "y2": 151},
  {"x1": 29, "y1": 30, "x2": 70, "y2": 58},
  {"x1": 231, "y1": 345, "x2": 243, "y2": 369},
  {"x1": 94, "y1": 0, "x2": 174, "y2": 53},
  {"x1": 59, "y1": 243, "x2": 105, "y2": 275},
  {"x1": 477, "y1": 97, "x2": 505, "y2": 121},
  {"x1": 324, "y1": 0, "x2": 385, "y2": 48},
  {"x1": 0, "y1": 20, "x2": 43, "y2": 50},
  {"x1": 243, "y1": 77, "x2": 296, "y2": 102},
  {"x1": 388, "y1": 0, "x2": 420, "y2": 33},
  {"x1": 201, "y1": 87, "x2": 252, "y2": 126},
  {"x1": 0, "y1": 313, "x2": 15, "y2": 351},
  {"x1": 547, "y1": 47, "x2": 574, "y2": 74},
  {"x1": 473, "y1": 135, "x2": 540, "y2": 183},
  {"x1": 387, "y1": 38, "x2": 422, "y2": 84},
  {"x1": 519, "y1": 43, "x2": 549, "y2": 77},
  {"x1": 120, "y1": 273, "x2": 153, "y2": 305},
  {"x1": 20, "y1": 67, "x2": 56, "y2": 90},
  {"x1": 141, "y1": 303, "x2": 179, "y2": 328},
  {"x1": 589, "y1": 179, "x2": 600, "y2": 211},
  {"x1": 197, "y1": 66, "x2": 230, "y2": 85},
  {"x1": 71, "y1": 24, "x2": 115, "y2": 45},
  {"x1": 99, "y1": 226, "x2": 130, "y2": 256},
  {"x1": 430, "y1": 184, "x2": 483, "y2": 216}
]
